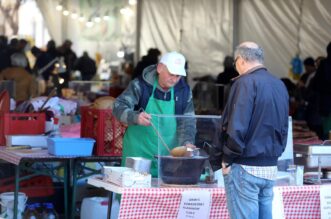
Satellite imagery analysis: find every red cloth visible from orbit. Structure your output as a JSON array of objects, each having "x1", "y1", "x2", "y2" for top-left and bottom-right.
[{"x1": 60, "y1": 123, "x2": 80, "y2": 138}]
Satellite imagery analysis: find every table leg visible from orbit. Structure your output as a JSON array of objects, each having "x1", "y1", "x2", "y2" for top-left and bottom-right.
[
  {"x1": 318, "y1": 156, "x2": 321, "y2": 184},
  {"x1": 71, "y1": 159, "x2": 78, "y2": 219},
  {"x1": 63, "y1": 160, "x2": 69, "y2": 219},
  {"x1": 107, "y1": 192, "x2": 113, "y2": 219},
  {"x1": 13, "y1": 164, "x2": 20, "y2": 219}
]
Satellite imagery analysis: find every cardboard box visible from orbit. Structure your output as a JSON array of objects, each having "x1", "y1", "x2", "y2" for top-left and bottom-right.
[
  {"x1": 6, "y1": 135, "x2": 48, "y2": 147},
  {"x1": 102, "y1": 166, "x2": 151, "y2": 188}
]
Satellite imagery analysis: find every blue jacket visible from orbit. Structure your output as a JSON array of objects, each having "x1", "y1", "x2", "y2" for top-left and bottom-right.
[{"x1": 220, "y1": 67, "x2": 289, "y2": 166}]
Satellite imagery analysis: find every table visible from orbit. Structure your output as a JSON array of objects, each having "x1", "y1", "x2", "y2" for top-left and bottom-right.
[
  {"x1": 88, "y1": 176, "x2": 324, "y2": 219},
  {"x1": 71, "y1": 156, "x2": 121, "y2": 219},
  {"x1": 0, "y1": 146, "x2": 121, "y2": 219},
  {"x1": 0, "y1": 147, "x2": 72, "y2": 219}
]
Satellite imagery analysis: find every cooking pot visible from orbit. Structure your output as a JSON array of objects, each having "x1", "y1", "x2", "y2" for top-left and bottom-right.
[{"x1": 156, "y1": 155, "x2": 209, "y2": 185}]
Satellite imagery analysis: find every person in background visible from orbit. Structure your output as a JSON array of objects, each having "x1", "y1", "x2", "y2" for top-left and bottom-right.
[
  {"x1": 131, "y1": 48, "x2": 161, "y2": 80},
  {"x1": 219, "y1": 41, "x2": 289, "y2": 219},
  {"x1": 216, "y1": 55, "x2": 238, "y2": 84},
  {"x1": 0, "y1": 53, "x2": 37, "y2": 102},
  {"x1": 293, "y1": 57, "x2": 316, "y2": 120},
  {"x1": 17, "y1": 39, "x2": 32, "y2": 74},
  {"x1": 311, "y1": 42, "x2": 331, "y2": 139},
  {"x1": 215, "y1": 55, "x2": 239, "y2": 110},
  {"x1": 0, "y1": 35, "x2": 10, "y2": 72},
  {"x1": 31, "y1": 40, "x2": 59, "y2": 82},
  {"x1": 73, "y1": 51, "x2": 97, "y2": 81},
  {"x1": 113, "y1": 51, "x2": 196, "y2": 177},
  {"x1": 298, "y1": 57, "x2": 316, "y2": 88},
  {"x1": 57, "y1": 39, "x2": 77, "y2": 85}
]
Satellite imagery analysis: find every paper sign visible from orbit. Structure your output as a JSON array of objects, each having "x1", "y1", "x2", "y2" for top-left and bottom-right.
[
  {"x1": 320, "y1": 185, "x2": 331, "y2": 219},
  {"x1": 272, "y1": 187, "x2": 285, "y2": 219},
  {"x1": 177, "y1": 190, "x2": 211, "y2": 219}
]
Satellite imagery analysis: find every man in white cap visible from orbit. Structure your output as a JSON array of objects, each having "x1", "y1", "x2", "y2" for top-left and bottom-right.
[{"x1": 113, "y1": 51, "x2": 196, "y2": 177}]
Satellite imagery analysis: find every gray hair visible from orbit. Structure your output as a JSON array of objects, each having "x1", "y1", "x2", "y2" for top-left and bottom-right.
[
  {"x1": 234, "y1": 43, "x2": 264, "y2": 64},
  {"x1": 10, "y1": 53, "x2": 28, "y2": 68}
]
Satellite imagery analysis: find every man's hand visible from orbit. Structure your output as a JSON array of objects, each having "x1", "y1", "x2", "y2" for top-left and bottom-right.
[
  {"x1": 137, "y1": 112, "x2": 152, "y2": 126},
  {"x1": 185, "y1": 143, "x2": 196, "y2": 149},
  {"x1": 222, "y1": 162, "x2": 231, "y2": 175}
]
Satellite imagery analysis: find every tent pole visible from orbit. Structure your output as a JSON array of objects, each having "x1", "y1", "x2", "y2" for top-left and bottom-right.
[
  {"x1": 134, "y1": 0, "x2": 143, "y2": 65},
  {"x1": 232, "y1": 0, "x2": 240, "y2": 54}
]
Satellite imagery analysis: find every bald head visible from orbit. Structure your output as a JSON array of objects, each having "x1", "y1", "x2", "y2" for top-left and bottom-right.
[
  {"x1": 235, "y1": 41, "x2": 264, "y2": 63},
  {"x1": 234, "y1": 41, "x2": 264, "y2": 74},
  {"x1": 240, "y1": 41, "x2": 259, "y2": 48}
]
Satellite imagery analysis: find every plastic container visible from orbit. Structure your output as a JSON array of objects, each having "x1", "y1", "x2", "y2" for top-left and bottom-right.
[
  {"x1": 0, "y1": 113, "x2": 45, "y2": 145},
  {"x1": 49, "y1": 118, "x2": 61, "y2": 138},
  {"x1": 80, "y1": 197, "x2": 108, "y2": 219},
  {"x1": 80, "y1": 106, "x2": 125, "y2": 156},
  {"x1": 47, "y1": 137, "x2": 95, "y2": 156},
  {"x1": 0, "y1": 192, "x2": 27, "y2": 219},
  {"x1": 23, "y1": 204, "x2": 39, "y2": 219},
  {"x1": 41, "y1": 203, "x2": 58, "y2": 219}
]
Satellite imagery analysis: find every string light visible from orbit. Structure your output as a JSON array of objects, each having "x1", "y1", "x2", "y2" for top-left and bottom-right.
[
  {"x1": 71, "y1": 11, "x2": 78, "y2": 19},
  {"x1": 56, "y1": 4, "x2": 63, "y2": 11},
  {"x1": 103, "y1": 10, "x2": 110, "y2": 21},
  {"x1": 117, "y1": 50, "x2": 125, "y2": 58},
  {"x1": 63, "y1": 10, "x2": 70, "y2": 16},
  {"x1": 103, "y1": 14, "x2": 110, "y2": 21},
  {"x1": 94, "y1": 15, "x2": 101, "y2": 23},
  {"x1": 120, "y1": 7, "x2": 134, "y2": 17},
  {"x1": 79, "y1": 14, "x2": 85, "y2": 22},
  {"x1": 128, "y1": 0, "x2": 137, "y2": 5},
  {"x1": 86, "y1": 20, "x2": 94, "y2": 28},
  {"x1": 54, "y1": 2, "x2": 136, "y2": 25}
]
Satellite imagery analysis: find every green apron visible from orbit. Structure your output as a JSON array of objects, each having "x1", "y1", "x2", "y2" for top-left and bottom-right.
[{"x1": 122, "y1": 79, "x2": 177, "y2": 177}]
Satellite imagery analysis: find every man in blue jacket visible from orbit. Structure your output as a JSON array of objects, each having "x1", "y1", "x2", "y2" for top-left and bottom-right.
[{"x1": 220, "y1": 41, "x2": 289, "y2": 219}]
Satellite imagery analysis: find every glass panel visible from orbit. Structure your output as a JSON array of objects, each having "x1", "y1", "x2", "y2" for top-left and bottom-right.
[{"x1": 152, "y1": 114, "x2": 222, "y2": 186}]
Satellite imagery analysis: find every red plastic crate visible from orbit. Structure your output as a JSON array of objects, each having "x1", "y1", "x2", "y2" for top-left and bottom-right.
[
  {"x1": 80, "y1": 106, "x2": 126, "y2": 156},
  {"x1": 0, "y1": 113, "x2": 46, "y2": 145}
]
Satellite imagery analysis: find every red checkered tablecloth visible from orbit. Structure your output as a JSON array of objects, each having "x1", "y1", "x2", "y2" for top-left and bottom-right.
[
  {"x1": 119, "y1": 185, "x2": 323, "y2": 219},
  {"x1": 282, "y1": 185, "x2": 321, "y2": 218}
]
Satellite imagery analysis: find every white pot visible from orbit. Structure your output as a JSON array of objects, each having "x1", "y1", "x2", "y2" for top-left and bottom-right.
[{"x1": 0, "y1": 192, "x2": 27, "y2": 219}]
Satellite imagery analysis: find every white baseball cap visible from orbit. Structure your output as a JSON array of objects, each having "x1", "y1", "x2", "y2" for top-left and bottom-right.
[{"x1": 159, "y1": 51, "x2": 186, "y2": 76}]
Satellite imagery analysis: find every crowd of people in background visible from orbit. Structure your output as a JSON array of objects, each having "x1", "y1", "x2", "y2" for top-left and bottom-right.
[
  {"x1": 0, "y1": 34, "x2": 331, "y2": 140},
  {"x1": 0, "y1": 35, "x2": 99, "y2": 100},
  {"x1": 282, "y1": 42, "x2": 331, "y2": 140}
]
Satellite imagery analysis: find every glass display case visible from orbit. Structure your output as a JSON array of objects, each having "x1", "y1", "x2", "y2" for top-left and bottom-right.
[
  {"x1": 150, "y1": 114, "x2": 222, "y2": 186},
  {"x1": 150, "y1": 115, "x2": 294, "y2": 187},
  {"x1": 192, "y1": 82, "x2": 229, "y2": 113}
]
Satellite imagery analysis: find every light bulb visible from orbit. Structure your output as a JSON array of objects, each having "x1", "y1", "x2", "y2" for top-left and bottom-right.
[
  {"x1": 103, "y1": 15, "x2": 110, "y2": 21},
  {"x1": 129, "y1": 0, "x2": 137, "y2": 5},
  {"x1": 56, "y1": 4, "x2": 63, "y2": 11},
  {"x1": 94, "y1": 16, "x2": 101, "y2": 23},
  {"x1": 63, "y1": 10, "x2": 70, "y2": 16},
  {"x1": 71, "y1": 12, "x2": 78, "y2": 19},
  {"x1": 86, "y1": 20, "x2": 94, "y2": 27},
  {"x1": 117, "y1": 51, "x2": 125, "y2": 58}
]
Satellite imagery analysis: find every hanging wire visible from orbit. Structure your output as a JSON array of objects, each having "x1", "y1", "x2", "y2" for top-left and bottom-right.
[
  {"x1": 296, "y1": 0, "x2": 304, "y2": 56},
  {"x1": 179, "y1": 0, "x2": 185, "y2": 52}
]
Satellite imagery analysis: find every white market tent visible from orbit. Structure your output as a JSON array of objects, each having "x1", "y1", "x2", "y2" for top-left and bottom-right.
[{"x1": 36, "y1": 0, "x2": 331, "y2": 80}]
